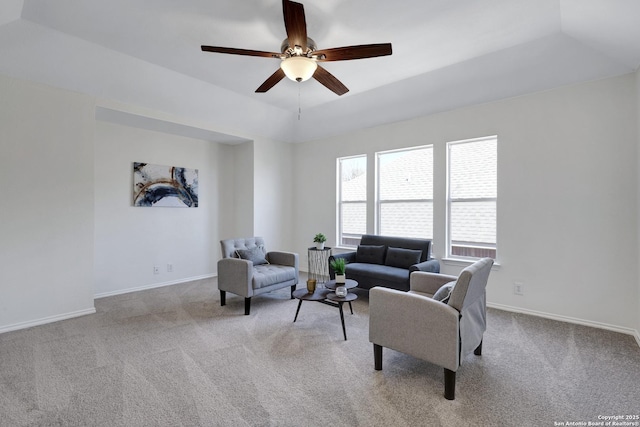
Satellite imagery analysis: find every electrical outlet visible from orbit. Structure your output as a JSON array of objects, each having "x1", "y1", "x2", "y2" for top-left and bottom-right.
[
  {"x1": 167, "y1": 263, "x2": 173, "y2": 273},
  {"x1": 153, "y1": 266, "x2": 160, "y2": 275},
  {"x1": 513, "y1": 282, "x2": 524, "y2": 296}
]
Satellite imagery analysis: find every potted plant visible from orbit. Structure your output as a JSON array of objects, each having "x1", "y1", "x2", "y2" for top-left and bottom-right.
[
  {"x1": 330, "y1": 257, "x2": 347, "y2": 284},
  {"x1": 313, "y1": 233, "x2": 327, "y2": 250}
]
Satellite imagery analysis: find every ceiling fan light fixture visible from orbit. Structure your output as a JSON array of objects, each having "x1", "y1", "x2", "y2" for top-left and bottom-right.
[{"x1": 280, "y1": 56, "x2": 317, "y2": 82}]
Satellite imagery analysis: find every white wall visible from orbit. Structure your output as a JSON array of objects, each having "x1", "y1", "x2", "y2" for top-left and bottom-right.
[
  {"x1": 253, "y1": 138, "x2": 295, "y2": 251},
  {"x1": 637, "y1": 68, "x2": 640, "y2": 342},
  {"x1": 293, "y1": 73, "x2": 639, "y2": 333},
  {"x1": 93, "y1": 121, "x2": 233, "y2": 297},
  {"x1": 227, "y1": 141, "x2": 254, "y2": 240},
  {"x1": 0, "y1": 74, "x2": 96, "y2": 332}
]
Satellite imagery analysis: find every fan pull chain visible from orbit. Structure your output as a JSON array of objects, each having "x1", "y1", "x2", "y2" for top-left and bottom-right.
[{"x1": 298, "y1": 84, "x2": 302, "y2": 121}]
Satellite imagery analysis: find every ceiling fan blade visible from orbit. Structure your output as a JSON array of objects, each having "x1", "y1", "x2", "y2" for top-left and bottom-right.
[
  {"x1": 313, "y1": 65, "x2": 349, "y2": 96},
  {"x1": 283, "y1": 0, "x2": 307, "y2": 51},
  {"x1": 201, "y1": 46, "x2": 280, "y2": 59},
  {"x1": 256, "y1": 68, "x2": 286, "y2": 93},
  {"x1": 314, "y1": 43, "x2": 392, "y2": 61}
]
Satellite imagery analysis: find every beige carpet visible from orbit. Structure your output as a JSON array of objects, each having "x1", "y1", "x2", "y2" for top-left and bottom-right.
[{"x1": 1, "y1": 277, "x2": 639, "y2": 426}]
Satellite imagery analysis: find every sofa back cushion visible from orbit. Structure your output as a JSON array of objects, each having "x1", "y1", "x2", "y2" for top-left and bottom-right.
[
  {"x1": 384, "y1": 247, "x2": 422, "y2": 269},
  {"x1": 356, "y1": 245, "x2": 386, "y2": 264},
  {"x1": 359, "y1": 234, "x2": 431, "y2": 263}
]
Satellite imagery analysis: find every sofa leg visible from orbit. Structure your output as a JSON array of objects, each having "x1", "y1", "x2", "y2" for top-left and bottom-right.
[
  {"x1": 244, "y1": 297, "x2": 251, "y2": 315},
  {"x1": 444, "y1": 369, "x2": 456, "y2": 400},
  {"x1": 374, "y1": 344, "x2": 383, "y2": 370},
  {"x1": 474, "y1": 340, "x2": 483, "y2": 356},
  {"x1": 220, "y1": 290, "x2": 226, "y2": 306},
  {"x1": 290, "y1": 284, "x2": 296, "y2": 299}
]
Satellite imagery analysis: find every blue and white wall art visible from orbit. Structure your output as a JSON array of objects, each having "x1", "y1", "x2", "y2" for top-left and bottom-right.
[{"x1": 133, "y1": 162, "x2": 199, "y2": 207}]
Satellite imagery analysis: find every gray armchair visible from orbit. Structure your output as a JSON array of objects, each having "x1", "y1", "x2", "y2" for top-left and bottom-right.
[
  {"x1": 369, "y1": 257, "x2": 494, "y2": 399},
  {"x1": 218, "y1": 237, "x2": 299, "y2": 315}
]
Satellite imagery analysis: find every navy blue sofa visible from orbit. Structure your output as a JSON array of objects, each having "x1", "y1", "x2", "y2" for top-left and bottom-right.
[{"x1": 328, "y1": 234, "x2": 440, "y2": 292}]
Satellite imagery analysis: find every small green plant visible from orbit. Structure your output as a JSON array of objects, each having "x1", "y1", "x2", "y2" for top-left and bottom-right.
[
  {"x1": 313, "y1": 233, "x2": 327, "y2": 243},
  {"x1": 330, "y1": 257, "x2": 347, "y2": 275}
]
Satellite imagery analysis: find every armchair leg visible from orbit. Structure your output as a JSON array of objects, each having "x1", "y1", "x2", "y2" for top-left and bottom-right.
[
  {"x1": 244, "y1": 298, "x2": 251, "y2": 315},
  {"x1": 373, "y1": 344, "x2": 383, "y2": 370},
  {"x1": 474, "y1": 340, "x2": 483, "y2": 356},
  {"x1": 444, "y1": 369, "x2": 456, "y2": 400},
  {"x1": 290, "y1": 284, "x2": 296, "y2": 299},
  {"x1": 220, "y1": 290, "x2": 226, "y2": 306}
]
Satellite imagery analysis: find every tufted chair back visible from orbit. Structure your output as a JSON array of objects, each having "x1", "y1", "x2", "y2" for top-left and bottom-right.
[{"x1": 220, "y1": 237, "x2": 266, "y2": 259}]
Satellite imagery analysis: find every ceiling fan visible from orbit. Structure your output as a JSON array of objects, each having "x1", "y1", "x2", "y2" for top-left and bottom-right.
[{"x1": 201, "y1": 0, "x2": 392, "y2": 96}]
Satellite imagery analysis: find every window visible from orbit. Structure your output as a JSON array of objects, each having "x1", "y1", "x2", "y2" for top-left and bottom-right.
[
  {"x1": 376, "y1": 146, "x2": 433, "y2": 239},
  {"x1": 447, "y1": 136, "x2": 497, "y2": 259},
  {"x1": 338, "y1": 155, "x2": 367, "y2": 247}
]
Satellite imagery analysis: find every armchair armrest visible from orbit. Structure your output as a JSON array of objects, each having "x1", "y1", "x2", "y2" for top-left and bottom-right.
[
  {"x1": 217, "y1": 258, "x2": 253, "y2": 297},
  {"x1": 330, "y1": 252, "x2": 357, "y2": 262},
  {"x1": 267, "y1": 251, "x2": 299, "y2": 270},
  {"x1": 369, "y1": 287, "x2": 461, "y2": 371},
  {"x1": 409, "y1": 271, "x2": 457, "y2": 296},
  {"x1": 410, "y1": 259, "x2": 440, "y2": 273}
]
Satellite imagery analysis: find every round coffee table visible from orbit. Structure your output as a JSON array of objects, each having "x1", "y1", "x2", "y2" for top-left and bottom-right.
[
  {"x1": 326, "y1": 292, "x2": 358, "y2": 340},
  {"x1": 292, "y1": 281, "x2": 358, "y2": 340},
  {"x1": 324, "y1": 278, "x2": 358, "y2": 291}
]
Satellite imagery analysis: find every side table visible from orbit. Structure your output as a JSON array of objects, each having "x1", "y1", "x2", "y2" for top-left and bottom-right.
[{"x1": 307, "y1": 247, "x2": 332, "y2": 284}]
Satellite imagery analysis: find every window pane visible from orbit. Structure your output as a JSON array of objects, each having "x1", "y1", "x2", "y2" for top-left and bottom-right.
[
  {"x1": 341, "y1": 157, "x2": 367, "y2": 202},
  {"x1": 377, "y1": 146, "x2": 433, "y2": 239},
  {"x1": 447, "y1": 136, "x2": 497, "y2": 259},
  {"x1": 450, "y1": 201, "x2": 496, "y2": 244},
  {"x1": 379, "y1": 147, "x2": 432, "y2": 201},
  {"x1": 341, "y1": 203, "x2": 367, "y2": 235},
  {"x1": 380, "y1": 201, "x2": 433, "y2": 238},
  {"x1": 338, "y1": 155, "x2": 367, "y2": 247},
  {"x1": 449, "y1": 139, "x2": 497, "y2": 199}
]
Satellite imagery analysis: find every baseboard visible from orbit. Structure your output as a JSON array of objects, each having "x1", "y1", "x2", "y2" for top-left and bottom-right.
[
  {"x1": 0, "y1": 307, "x2": 96, "y2": 335},
  {"x1": 488, "y1": 302, "x2": 640, "y2": 348},
  {"x1": 94, "y1": 274, "x2": 216, "y2": 299}
]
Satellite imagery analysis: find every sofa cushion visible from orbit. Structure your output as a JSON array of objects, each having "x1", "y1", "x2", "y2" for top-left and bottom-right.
[
  {"x1": 433, "y1": 281, "x2": 456, "y2": 303},
  {"x1": 356, "y1": 245, "x2": 386, "y2": 264},
  {"x1": 384, "y1": 247, "x2": 422, "y2": 269},
  {"x1": 347, "y1": 263, "x2": 410, "y2": 284},
  {"x1": 360, "y1": 235, "x2": 431, "y2": 263},
  {"x1": 236, "y1": 246, "x2": 269, "y2": 265},
  {"x1": 252, "y1": 264, "x2": 296, "y2": 289}
]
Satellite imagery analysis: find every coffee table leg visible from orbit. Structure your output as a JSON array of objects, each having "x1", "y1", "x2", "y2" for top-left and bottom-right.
[
  {"x1": 294, "y1": 299, "x2": 303, "y2": 322},
  {"x1": 348, "y1": 301, "x2": 353, "y2": 314},
  {"x1": 338, "y1": 302, "x2": 347, "y2": 340}
]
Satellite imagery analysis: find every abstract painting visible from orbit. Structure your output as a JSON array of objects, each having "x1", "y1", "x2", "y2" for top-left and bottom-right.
[{"x1": 133, "y1": 162, "x2": 198, "y2": 207}]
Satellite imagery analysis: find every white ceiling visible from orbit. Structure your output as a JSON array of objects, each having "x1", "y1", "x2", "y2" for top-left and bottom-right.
[{"x1": 1, "y1": 0, "x2": 639, "y2": 143}]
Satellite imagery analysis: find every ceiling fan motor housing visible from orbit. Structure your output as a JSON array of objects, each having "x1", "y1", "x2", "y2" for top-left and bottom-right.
[{"x1": 280, "y1": 37, "x2": 317, "y2": 57}]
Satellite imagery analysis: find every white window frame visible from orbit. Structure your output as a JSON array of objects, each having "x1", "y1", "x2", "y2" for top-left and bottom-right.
[
  {"x1": 446, "y1": 136, "x2": 497, "y2": 261},
  {"x1": 337, "y1": 155, "x2": 367, "y2": 248},
  {"x1": 375, "y1": 145, "x2": 433, "y2": 239}
]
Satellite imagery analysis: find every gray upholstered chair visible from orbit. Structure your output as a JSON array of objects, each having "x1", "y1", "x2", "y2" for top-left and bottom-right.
[
  {"x1": 369, "y1": 257, "x2": 494, "y2": 400},
  {"x1": 218, "y1": 237, "x2": 299, "y2": 315}
]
